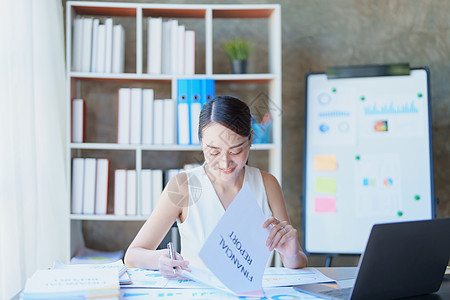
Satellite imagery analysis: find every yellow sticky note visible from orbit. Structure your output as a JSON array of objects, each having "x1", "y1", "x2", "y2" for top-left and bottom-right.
[
  {"x1": 314, "y1": 178, "x2": 337, "y2": 194},
  {"x1": 314, "y1": 154, "x2": 337, "y2": 171}
]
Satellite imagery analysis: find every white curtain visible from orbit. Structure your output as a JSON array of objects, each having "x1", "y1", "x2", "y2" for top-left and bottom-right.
[{"x1": 0, "y1": 0, "x2": 68, "y2": 298}]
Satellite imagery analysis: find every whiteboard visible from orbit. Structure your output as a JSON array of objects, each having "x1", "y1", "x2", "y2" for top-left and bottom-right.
[{"x1": 303, "y1": 68, "x2": 434, "y2": 254}]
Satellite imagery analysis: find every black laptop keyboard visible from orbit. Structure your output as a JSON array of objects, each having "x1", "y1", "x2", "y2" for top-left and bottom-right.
[{"x1": 320, "y1": 287, "x2": 352, "y2": 299}]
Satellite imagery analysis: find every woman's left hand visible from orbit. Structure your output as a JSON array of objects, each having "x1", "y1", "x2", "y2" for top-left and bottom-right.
[{"x1": 262, "y1": 216, "x2": 299, "y2": 256}]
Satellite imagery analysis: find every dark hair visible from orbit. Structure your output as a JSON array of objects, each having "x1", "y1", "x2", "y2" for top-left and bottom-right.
[{"x1": 198, "y1": 95, "x2": 252, "y2": 141}]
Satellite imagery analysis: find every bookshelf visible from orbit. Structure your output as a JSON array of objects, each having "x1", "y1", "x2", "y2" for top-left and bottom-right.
[{"x1": 66, "y1": 1, "x2": 282, "y2": 262}]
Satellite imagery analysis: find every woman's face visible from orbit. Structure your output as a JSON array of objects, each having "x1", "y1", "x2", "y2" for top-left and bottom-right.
[{"x1": 201, "y1": 123, "x2": 251, "y2": 182}]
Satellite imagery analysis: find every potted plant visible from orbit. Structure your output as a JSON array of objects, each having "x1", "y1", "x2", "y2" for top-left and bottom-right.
[{"x1": 222, "y1": 38, "x2": 253, "y2": 74}]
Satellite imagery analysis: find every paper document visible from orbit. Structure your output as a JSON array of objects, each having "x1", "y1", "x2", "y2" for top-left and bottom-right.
[
  {"x1": 53, "y1": 259, "x2": 131, "y2": 285},
  {"x1": 183, "y1": 183, "x2": 271, "y2": 297},
  {"x1": 120, "y1": 287, "x2": 319, "y2": 299},
  {"x1": 263, "y1": 267, "x2": 334, "y2": 287},
  {"x1": 127, "y1": 268, "x2": 211, "y2": 289}
]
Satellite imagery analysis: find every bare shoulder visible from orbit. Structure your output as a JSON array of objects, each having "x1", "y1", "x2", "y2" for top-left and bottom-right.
[
  {"x1": 163, "y1": 172, "x2": 189, "y2": 208},
  {"x1": 260, "y1": 171, "x2": 281, "y2": 190}
]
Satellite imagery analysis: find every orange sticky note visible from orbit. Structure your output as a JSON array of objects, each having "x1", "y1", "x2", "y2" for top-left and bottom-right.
[
  {"x1": 314, "y1": 155, "x2": 337, "y2": 171},
  {"x1": 314, "y1": 197, "x2": 337, "y2": 213}
]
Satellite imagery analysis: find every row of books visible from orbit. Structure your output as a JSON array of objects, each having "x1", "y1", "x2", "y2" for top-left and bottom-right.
[
  {"x1": 72, "y1": 17, "x2": 125, "y2": 73},
  {"x1": 147, "y1": 17, "x2": 195, "y2": 75},
  {"x1": 71, "y1": 80, "x2": 215, "y2": 145},
  {"x1": 71, "y1": 157, "x2": 199, "y2": 216},
  {"x1": 117, "y1": 88, "x2": 176, "y2": 145}
]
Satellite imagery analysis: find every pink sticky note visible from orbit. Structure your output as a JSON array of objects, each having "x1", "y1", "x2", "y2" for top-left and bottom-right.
[{"x1": 314, "y1": 197, "x2": 337, "y2": 213}]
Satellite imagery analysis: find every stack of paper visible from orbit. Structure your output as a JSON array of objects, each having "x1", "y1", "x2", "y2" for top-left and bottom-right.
[
  {"x1": 21, "y1": 268, "x2": 119, "y2": 299},
  {"x1": 53, "y1": 259, "x2": 131, "y2": 285},
  {"x1": 71, "y1": 246, "x2": 124, "y2": 264}
]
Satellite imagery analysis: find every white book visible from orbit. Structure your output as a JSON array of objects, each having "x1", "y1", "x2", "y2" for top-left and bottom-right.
[
  {"x1": 177, "y1": 101, "x2": 190, "y2": 145},
  {"x1": 82, "y1": 158, "x2": 97, "y2": 215},
  {"x1": 140, "y1": 169, "x2": 152, "y2": 216},
  {"x1": 163, "y1": 99, "x2": 176, "y2": 145},
  {"x1": 161, "y1": 20, "x2": 171, "y2": 74},
  {"x1": 151, "y1": 169, "x2": 163, "y2": 208},
  {"x1": 126, "y1": 170, "x2": 137, "y2": 216},
  {"x1": 95, "y1": 158, "x2": 109, "y2": 215},
  {"x1": 21, "y1": 269, "x2": 119, "y2": 299},
  {"x1": 72, "y1": 99, "x2": 84, "y2": 143},
  {"x1": 72, "y1": 18, "x2": 83, "y2": 72},
  {"x1": 142, "y1": 89, "x2": 154, "y2": 144},
  {"x1": 104, "y1": 18, "x2": 114, "y2": 73},
  {"x1": 96, "y1": 24, "x2": 106, "y2": 73},
  {"x1": 190, "y1": 101, "x2": 201, "y2": 145},
  {"x1": 81, "y1": 18, "x2": 93, "y2": 73},
  {"x1": 177, "y1": 25, "x2": 185, "y2": 74},
  {"x1": 112, "y1": 24, "x2": 125, "y2": 73},
  {"x1": 147, "y1": 17, "x2": 162, "y2": 74},
  {"x1": 117, "y1": 88, "x2": 131, "y2": 144},
  {"x1": 114, "y1": 169, "x2": 127, "y2": 216},
  {"x1": 130, "y1": 88, "x2": 142, "y2": 144},
  {"x1": 169, "y1": 20, "x2": 179, "y2": 74},
  {"x1": 90, "y1": 19, "x2": 100, "y2": 72},
  {"x1": 184, "y1": 30, "x2": 195, "y2": 75},
  {"x1": 153, "y1": 99, "x2": 164, "y2": 144},
  {"x1": 71, "y1": 158, "x2": 85, "y2": 214}
]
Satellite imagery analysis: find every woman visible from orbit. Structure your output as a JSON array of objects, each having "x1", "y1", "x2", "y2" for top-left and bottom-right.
[{"x1": 124, "y1": 96, "x2": 307, "y2": 278}]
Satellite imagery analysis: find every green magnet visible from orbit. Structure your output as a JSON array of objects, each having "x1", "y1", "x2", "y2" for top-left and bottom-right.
[
  {"x1": 397, "y1": 211, "x2": 403, "y2": 217},
  {"x1": 414, "y1": 195, "x2": 420, "y2": 200}
]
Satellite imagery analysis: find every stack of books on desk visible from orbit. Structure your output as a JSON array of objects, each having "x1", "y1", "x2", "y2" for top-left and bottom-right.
[{"x1": 21, "y1": 268, "x2": 119, "y2": 299}]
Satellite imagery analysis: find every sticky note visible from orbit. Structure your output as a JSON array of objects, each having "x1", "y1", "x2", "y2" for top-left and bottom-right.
[
  {"x1": 314, "y1": 197, "x2": 337, "y2": 213},
  {"x1": 314, "y1": 155, "x2": 337, "y2": 171},
  {"x1": 314, "y1": 178, "x2": 337, "y2": 194}
]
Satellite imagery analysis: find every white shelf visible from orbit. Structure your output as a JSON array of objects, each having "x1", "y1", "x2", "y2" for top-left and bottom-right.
[
  {"x1": 71, "y1": 214, "x2": 148, "y2": 221},
  {"x1": 66, "y1": 1, "x2": 282, "y2": 263}
]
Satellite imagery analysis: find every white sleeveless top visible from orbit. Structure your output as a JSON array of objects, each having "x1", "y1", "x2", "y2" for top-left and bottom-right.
[{"x1": 177, "y1": 164, "x2": 272, "y2": 268}]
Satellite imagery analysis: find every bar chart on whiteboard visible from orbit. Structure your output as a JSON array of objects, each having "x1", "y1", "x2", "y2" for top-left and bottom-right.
[{"x1": 303, "y1": 68, "x2": 434, "y2": 254}]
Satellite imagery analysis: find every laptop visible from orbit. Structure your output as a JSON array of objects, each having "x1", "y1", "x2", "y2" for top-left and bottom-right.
[{"x1": 294, "y1": 218, "x2": 450, "y2": 300}]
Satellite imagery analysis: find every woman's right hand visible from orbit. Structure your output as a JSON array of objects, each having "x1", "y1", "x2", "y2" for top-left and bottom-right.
[{"x1": 158, "y1": 249, "x2": 191, "y2": 278}]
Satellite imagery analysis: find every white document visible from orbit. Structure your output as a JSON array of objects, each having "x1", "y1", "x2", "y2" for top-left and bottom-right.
[
  {"x1": 126, "y1": 170, "x2": 137, "y2": 216},
  {"x1": 95, "y1": 158, "x2": 109, "y2": 215},
  {"x1": 142, "y1": 89, "x2": 154, "y2": 144},
  {"x1": 71, "y1": 158, "x2": 85, "y2": 214},
  {"x1": 163, "y1": 99, "x2": 176, "y2": 145},
  {"x1": 184, "y1": 30, "x2": 195, "y2": 75},
  {"x1": 117, "y1": 88, "x2": 131, "y2": 144},
  {"x1": 72, "y1": 18, "x2": 83, "y2": 72},
  {"x1": 71, "y1": 98, "x2": 84, "y2": 143},
  {"x1": 262, "y1": 267, "x2": 334, "y2": 287},
  {"x1": 130, "y1": 88, "x2": 142, "y2": 144},
  {"x1": 147, "y1": 17, "x2": 162, "y2": 74},
  {"x1": 21, "y1": 269, "x2": 119, "y2": 299},
  {"x1": 126, "y1": 268, "x2": 209, "y2": 289},
  {"x1": 140, "y1": 169, "x2": 152, "y2": 215},
  {"x1": 90, "y1": 19, "x2": 100, "y2": 72},
  {"x1": 81, "y1": 18, "x2": 93, "y2": 73},
  {"x1": 82, "y1": 158, "x2": 97, "y2": 215},
  {"x1": 183, "y1": 183, "x2": 271, "y2": 297},
  {"x1": 177, "y1": 25, "x2": 185, "y2": 74},
  {"x1": 96, "y1": 24, "x2": 106, "y2": 73},
  {"x1": 114, "y1": 169, "x2": 127, "y2": 216},
  {"x1": 112, "y1": 24, "x2": 125, "y2": 73},
  {"x1": 153, "y1": 99, "x2": 164, "y2": 144},
  {"x1": 104, "y1": 18, "x2": 114, "y2": 73}
]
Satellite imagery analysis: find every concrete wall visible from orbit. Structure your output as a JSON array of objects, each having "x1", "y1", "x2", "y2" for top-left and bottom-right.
[{"x1": 64, "y1": 0, "x2": 450, "y2": 266}]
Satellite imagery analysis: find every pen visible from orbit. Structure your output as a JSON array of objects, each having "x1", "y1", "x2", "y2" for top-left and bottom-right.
[{"x1": 167, "y1": 242, "x2": 176, "y2": 274}]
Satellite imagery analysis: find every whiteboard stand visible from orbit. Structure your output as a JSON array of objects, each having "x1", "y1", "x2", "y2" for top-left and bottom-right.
[{"x1": 302, "y1": 64, "x2": 434, "y2": 257}]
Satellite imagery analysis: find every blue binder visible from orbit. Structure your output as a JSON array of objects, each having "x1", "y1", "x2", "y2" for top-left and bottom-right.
[
  {"x1": 190, "y1": 79, "x2": 202, "y2": 145},
  {"x1": 177, "y1": 79, "x2": 190, "y2": 145},
  {"x1": 201, "y1": 79, "x2": 215, "y2": 107}
]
